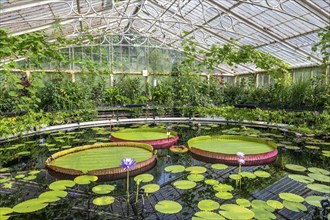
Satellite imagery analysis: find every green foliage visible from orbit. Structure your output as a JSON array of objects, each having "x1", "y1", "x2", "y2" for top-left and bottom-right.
[{"x1": 312, "y1": 29, "x2": 330, "y2": 67}]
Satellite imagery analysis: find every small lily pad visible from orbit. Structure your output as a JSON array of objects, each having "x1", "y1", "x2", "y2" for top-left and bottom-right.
[
  {"x1": 0, "y1": 207, "x2": 13, "y2": 215},
  {"x1": 185, "y1": 166, "x2": 207, "y2": 174},
  {"x1": 61, "y1": 145, "x2": 72, "y2": 149},
  {"x1": 229, "y1": 174, "x2": 241, "y2": 180},
  {"x1": 198, "y1": 199, "x2": 220, "y2": 211},
  {"x1": 254, "y1": 170, "x2": 270, "y2": 178},
  {"x1": 251, "y1": 200, "x2": 275, "y2": 212},
  {"x1": 305, "y1": 196, "x2": 327, "y2": 208},
  {"x1": 0, "y1": 178, "x2": 11, "y2": 183},
  {"x1": 155, "y1": 200, "x2": 182, "y2": 214},
  {"x1": 92, "y1": 196, "x2": 115, "y2": 206},
  {"x1": 0, "y1": 168, "x2": 9, "y2": 173},
  {"x1": 285, "y1": 164, "x2": 306, "y2": 172},
  {"x1": 39, "y1": 190, "x2": 67, "y2": 202},
  {"x1": 307, "y1": 183, "x2": 330, "y2": 193},
  {"x1": 285, "y1": 146, "x2": 300, "y2": 150},
  {"x1": 288, "y1": 174, "x2": 314, "y2": 184},
  {"x1": 305, "y1": 145, "x2": 320, "y2": 150},
  {"x1": 13, "y1": 198, "x2": 48, "y2": 213},
  {"x1": 2, "y1": 182, "x2": 14, "y2": 189},
  {"x1": 308, "y1": 167, "x2": 330, "y2": 176},
  {"x1": 15, "y1": 174, "x2": 25, "y2": 179},
  {"x1": 92, "y1": 185, "x2": 115, "y2": 194},
  {"x1": 251, "y1": 208, "x2": 276, "y2": 220},
  {"x1": 236, "y1": 199, "x2": 251, "y2": 207},
  {"x1": 240, "y1": 172, "x2": 257, "y2": 179},
  {"x1": 28, "y1": 170, "x2": 41, "y2": 175},
  {"x1": 187, "y1": 174, "x2": 204, "y2": 182},
  {"x1": 23, "y1": 175, "x2": 37, "y2": 181},
  {"x1": 215, "y1": 192, "x2": 233, "y2": 200},
  {"x1": 74, "y1": 175, "x2": 98, "y2": 185},
  {"x1": 49, "y1": 180, "x2": 75, "y2": 190},
  {"x1": 283, "y1": 200, "x2": 307, "y2": 212},
  {"x1": 213, "y1": 184, "x2": 234, "y2": 192},
  {"x1": 173, "y1": 180, "x2": 196, "y2": 190},
  {"x1": 16, "y1": 151, "x2": 31, "y2": 156},
  {"x1": 211, "y1": 164, "x2": 228, "y2": 170},
  {"x1": 279, "y1": 192, "x2": 304, "y2": 203},
  {"x1": 164, "y1": 165, "x2": 185, "y2": 173},
  {"x1": 266, "y1": 200, "x2": 283, "y2": 209},
  {"x1": 219, "y1": 204, "x2": 254, "y2": 220},
  {"x1": 141, "y1": 184, "x2": 160, "y2": 194},
  {"x1": 48, "y1": 148, "x2": 59, "y2": 152},
  {"x1": 205, "y1": 179, "x2": 219, "y2": 185},
  {"x1": 308, "y1": 173, "x2": 330, "y2": 183},
  {"x1": 134, "y1": 174, "x2": 154, "y2": 183},
  {"x1": 192, "y1": 211, "x2": 225, "y2": 220}
]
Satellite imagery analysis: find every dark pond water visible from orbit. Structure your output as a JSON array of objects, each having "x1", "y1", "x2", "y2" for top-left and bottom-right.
[{"x1": 0, "y1": 122, "x2": 329, "y2": 220}]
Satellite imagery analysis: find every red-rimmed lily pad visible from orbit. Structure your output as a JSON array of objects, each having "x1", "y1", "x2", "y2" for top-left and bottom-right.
[
  {"x1": 173, "y1": 180, "x2": 196, "y2": 190},
  {"x1": 307, "y1": 183, "x2": 330, "y2": 193},
  {"x1": 49, "y1": 180, "x2": 75, "y2": 190},
  {"x1": 74, "y1": 175, "x2": 98, "y2": 185},
  {"x1": 12, "y1": 198, "x2": 49, "y2": 213},
  {"x1": 308, "y1": 167, "x2": 330, "y2": 175},
  {"x1": 185, "y1": 166, "x2": 207, "y2": 174},
  {"x1": 198, "y1": 199, "x2": 220, "y2": 211},
  {"x1": 141, "y1": 184, "x2": 160, "y2": 194},
  {"x1": 279, "y1": 193, "x2": 304, "y2": 203},
  {"x1": 236, "y1": 199, "x2": 251, "y2": 207},
  {"x1": 164, "y1": 165, "x2": 185, "y2": 173},
  {"x1": 92, "y1": 185, "x2": 115, "y2": 194},
  {"x1": 266, "y1": 200, "x2": 283, "y2": 210},
  {"x1": 92, "y1": 196, "x2": 115, "y2": 206},
  {"x1": 187, "y1": 174, "x2": 204, "y2": 182},
  {"x1": 283, "y1": 200, "x2": 307, "y2": 212},
  {"x1": 215, "y1": 192, "x2": 233, "y2": 200},
  {"x1": 219, "y1": 204, "x2": 254, "y2": 220},
  {"x1": 155, "y1": 200, "x2": 182, "y2": 214},
  {"x1": 254, "y1": 170, "x2": 270, "y2": 178},
  {"x1": 211, "y1": 164, "x2": 228, "y2": 170},
  {"x1": 192, "y1": 211, "x2": 225, "y2": 220},
  {"x1": 288, "y1": 174, "x2": 314, "y2": 184},
  {"x1": 285, "y1": 164, "x2": 306, "y2": 172}
]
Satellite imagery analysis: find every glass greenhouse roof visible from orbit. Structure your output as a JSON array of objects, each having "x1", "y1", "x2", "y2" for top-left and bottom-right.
[{"x1": 0, "y1": 0, "x2": 329, "y2": 74}]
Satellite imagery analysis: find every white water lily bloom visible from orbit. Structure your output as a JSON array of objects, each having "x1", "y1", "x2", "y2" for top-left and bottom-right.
[{"x1": 236, "y1": 152, "x2": 245, "y2": 158}]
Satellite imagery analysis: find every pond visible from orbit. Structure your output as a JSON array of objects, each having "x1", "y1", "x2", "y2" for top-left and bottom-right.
[{"x1": 0, "y1": 122, "x2": 329, "y2": 220}]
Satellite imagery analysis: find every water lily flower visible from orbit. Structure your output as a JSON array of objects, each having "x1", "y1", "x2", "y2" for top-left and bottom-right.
[
  {"x1": 238, "y1": 159, "x2": 245, "y2": 165},
  {"x1": 236, "y1": 152, "x2": 245, "y2": 159},
  {"x1": 121, "y1": 158, "x2": 136, "y2": 170}
]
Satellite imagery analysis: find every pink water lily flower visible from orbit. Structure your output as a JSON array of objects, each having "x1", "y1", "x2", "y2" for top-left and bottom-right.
[{"x1": 236, "y1": 152, "x2": 245, "y2": 159}]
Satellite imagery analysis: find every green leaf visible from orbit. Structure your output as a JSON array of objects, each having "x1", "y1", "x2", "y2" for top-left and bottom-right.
[
  {"x1": 173, "y1": 180, "x2": 196, "y2": 190},
  {"x1": 92, "y1": 196, "x2": 115, "y2": 206},
  {"x1": 198, "y1": 199, "x2": 220, "y2": 211},
  {"x1": 155, "y1": 200, "x2": 182, "y2": 214},
  {"x1": 279, "y1": 192, "x2": 304, "y2": 203}
]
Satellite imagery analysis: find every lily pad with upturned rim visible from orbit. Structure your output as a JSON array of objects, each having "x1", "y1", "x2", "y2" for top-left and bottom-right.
[
  {"x1": 236, "y1": 199, "x2": 251, "y2": 207},
  {"x1": 12, "y1": 198, "x2": 49, "y2": 213},
  {"x1": 211, "y1": 164, "x2": 228, "y2": 170},
  {"x1": 285, "y1": 164, "x2": 306, "y2": 172},
  {"x1": 279, "y1": 192, "x2": 304, "y2": 203},
  {"x1": 92, "y1": 185, "x2": 115, "y2": 194},
  {"x1": 283, "y1": 200, "x2": 307, "y2": 212},
  {"x1": 192, "y1": 211, "x2": 225, "y2": 220},
  {"x1": 307, "y1": 183, "x2": 330, "y2": 193},
  {"x1": 288, "y1": 174, "x2": 314, "y2": 184},
  {"x1": 173, "y1": 180, "x2": 196, "y2": 190},
  {"x1": 187, "y1": 174, "x2": 204, "y2": 182},
  {"x1": 198, "y1": 199, "x2": 220, "y2": 211},
  {"x1": 141, "y1": 184, "x2": 160, "y2": 194},
  {"x1": 215, "y1": 192, "x2": 233, "y2": 200},
  {"x1": 155, "y1": 200, "x2": 182, "y2": 214},
  {"x1": 308, "y1": 167, "x2": 330, "y2": 176},
  {"x1": 49, "y1": 180, "x2": 75, "y2": 190},
  {"x1": 254, "y1": 170, "x2": 270, "y2": 178},
  {"x1": 219, "y1": 204, "x2": 255, "y2": 220},
  {"x1": 92, "y1": 196, "x2": 115, "y2": 206},
  {"x1": 74, "y1": 175, "x2": 98, "y2": 185},
  {"x1": 134, "y1": 174, "x2": 154, "y2": 183},
  {"x1": 164, "y1": 165, "x2": 185, "y2": 173},
  {"x1": 185, "y1": 166, "x2": 207, "y2": 174},
  {"x1": 266, "y1": 200, "x2": 283, "y2": 210}
]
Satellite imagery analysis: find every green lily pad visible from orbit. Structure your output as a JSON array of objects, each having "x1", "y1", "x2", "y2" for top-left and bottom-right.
[
  {"x1": 16, "y1": 151, "x2": 31, "y2": 156},
  {"x1": 307, "y1": 183, "x2": 330, "y2": 193},
  {"x1": 198, "y1": 199, "x2": 220, "y2": 211},
  {"x1": 164, "y1": 165, "x2": 185, "y2": 173},
  {"x1": 61, "y1": 146, "x2": 72, "y2": 149},
  {"x1": 279, "y1": 192, "x2": 304, "y2": 203},
  {"x1": 285, "y1": 164, "x2": 306, "y2": 172},
  {"x1": 229, "y1": 174, "x2": 242, "y2": 180},
  {"x1": 39, "y1": 190, "x2": 67, "y2": 202},
  {"x1": 173, "y1": 180, "x2": 196, "y2": 190},
  {"x1": 74, "y1": 175, "x2": 98, "y2": 185},
  {"x1": 236, "y1": 199, "x2": 251, "y2": 207},
  {"x1": 283, "y1": 200, "x2": 307, "y2": 212},
  {"x1": 219, "y1": 204, "x2": 255, "y2": 220},
  {"x1": 251, "y1": 208, "x2": 276, "y2": 220},
  {"x1": 92, "y1": 196, "x2": 115, "y2": 206},
  {"x1": 0, "y1": 207, "x2": 13, "y2": 215},
  {"x1": 2, "y1": 182, "x2": 14, "y2": 189},
  {"x1": 308, "y1": 173, "x2": 330, "y2": 183},
  {"x1": 92, "y1": 185, "x2": 115, "y2": 194},
  {"x1": 187, "y1": 174, "x2": 204, "y2": 182},
  {"x1": 134, "y1": 174, "x2": 154, "y2": 183},
  {"x1": 155, "y1": 200, "x2": 182, "y2": 214},
  {"x1": 305, "y1": 195, "x2": 327, "y2": 208},
  {"x1": 141, "y1": 184, "x2": 160, "y2": 194},
  {"x1": 13, "y1": 198, "x2": 49, "y2": 213},
  {"x1": 23, "y1": 175, "x2": 37, "y2": 181},
  {"x1": 213, "y1": 184, "x2": 234, "y2": 192},
  {"x1": 49, "y1": 180, "x2": 75, "y2": 190},
  {"x1": 305, "y1": 145, "x2": 320, "y2": 150},
  {"x1": 215, "y1": 192, "x2": 233, "y2": 200},
  {"x1": 240, "y1": 172, "x2": 257, "y2": 179},
  {"x1": 185, "y1": 166, "x2": 207, "y2": 174},
  {"x1": 251, "y1": 200, "x2": 275, "y2": 212},
  {"x1": 285, "y1": 146, "x2": 300, "y2": 150},
  {"x1": 0, "y1": 178, "x2": 11, "y2": 183},
  {"x1": 308, "y1": 167, "x2": 330, "y2": 176},
  {"x1": 288, "y1": 174, "x2": 314, "y2": 184},
  {"x1": 205, "y1": 179, "x2": 219, "y2": 185},
  {"x1": 322, "y1": 150, "x2": 330, "y2": 157},
  {"x1": 254, "y1": 170, "x2": 270, "y2": 178},
  {"x1": 6, "y1": 146, "x2": 19, "y2": 150},
  {"x1": 211, "y1": 164, "x2": 228, "y2": 170},
  {"x1": 28, "y1": 170, "x2": 41, "y2": 175},
  {"x1": 192, "y1": 211, "x2": 225, "y2": 220},
  {"x1": 266, "y1": 200, "x2": 283, "y2": 209},
  {"x1": 48, "y1": 148, "x2": 59, "y2": 152},
  {"x1": 0, "y1": 168, "x2": 9, "y2": 173},
  {"x1": 15, "y1": 174, "x2": 25, "y2": 179}
]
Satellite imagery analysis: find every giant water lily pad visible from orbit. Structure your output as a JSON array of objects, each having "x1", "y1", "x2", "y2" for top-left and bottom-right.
[
  {"x1": 219, "y1": 204, "x2": 254, "y2": 220},
  {"x1": 74, "y1": 175, "x2": 98, "y2": 185},
  {"x1": 251, "y1": 208, "x2": 276, "y2": 220},
  {"x1": 13, "y1": 198, "x2": 48, "y2": 213},
  {"x1": 205, "y1": 179, "x2": 219, "y2": 185},
  {"x1": 254, "y1": 170, "x2": 270, "y2": 178},
  {"x1": 192, "y1": 211, "x2": 225, "y2": 220},
  {"x1": 236, "y1": 199, "x2": 251, "y2": 207},
  {"x1": 198, "y1": 199, "x2": 220, "y2": 211},
  {"x1": 283, "y1": 200, "x2": 307, "y2": 212},
  {"x1": 308, "y1": 173, "x2": 330, "y2": 183},
  {"x1": 266, "y1": 200, "x2": 283, "y2": 210},
  {"x1": 164, "y1": 165, "x2": 185, "y2": 173},
  {"x1": 141, "y1": 184, "x2": 160, "y2": 194},
  {"x1": 211, "y1": 164, "x2": 228, "y2": 170},
  {"x1": 240, "y1": 172, "x2": 257, "y2": 179},
  {"x1": 213, "y1": 184, "x2": 234, "y2": 192},
  {"x1": 92, "y1": 196, "x2": 115, "y2": 206},
  {"x1": 308, "y1": 167, "x2": 330, "y2": 175},
  {"x1": 173, "y1": 180, "x2": 196, "y2": 190},
  {"x1": 305, "y1": 196, "x2": 328, "y2": 208},
  {"x1": 288, "y1": 174, "x2": 314, "y2": 184},
  {"x1": 49, "y1": 180, "x2": 75, "y2": 190},
  {"x1": 134, "y1": 174, "x2": 154, "y2": 183},
  {"x1": 215, "y1": 192, "x2": 233, "y2": 200},
  {"x1": 279, "y1": 193, "x2": 304, "y2": 203},
  {"x1": 307, "y1": 183, "x2": 330, "y2": 193},
  {"x1": 187, "y1": 174, "x2": 204, "y2": 182},
  {"x1": 185, "y1": 166, "x2": 207, "y2": 174},
  {"x1": 285, "y1": 164, "x2": 306, "y2": 172},
  {"x1": 155, "y1": 200, "x2": 182, "y2": 214},
  {"x1": 92, "y1": 185, "x2": 115, "y2": 194}
]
